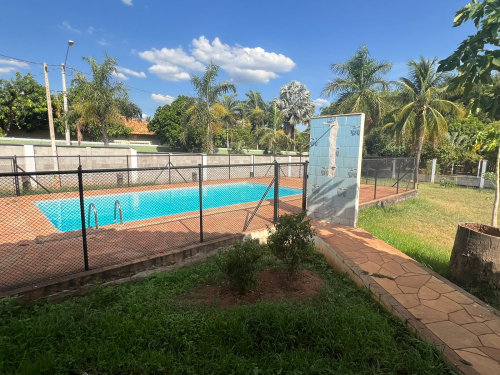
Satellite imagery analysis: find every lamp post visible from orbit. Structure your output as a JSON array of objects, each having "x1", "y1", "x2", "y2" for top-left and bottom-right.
[{"x1": 62, "y1": 40, "x2": 74, "y2": 145}]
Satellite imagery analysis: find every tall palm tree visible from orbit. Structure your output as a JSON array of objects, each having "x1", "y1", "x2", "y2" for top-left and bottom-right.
[
  {"x1": 273, "y1": 81, "x2": 315, "y2": 150},
  {"x1": 385, "y1": 56, "x2": 465, "y2": 173},
  {"x1": 218, "y1": 93, "x2": 240, "y2": 148},
  {"x1": 189, "y1": 63, "x2": 236, "y2": 153},
  {"x1": 322, "y1": 46, "x2": 391, "y2": 127},
  {"x1": 245, "y1": 90, "x2": 265, "y2": 150},
  {"x1": 72, "y1": 55, "x2": 130, "y2": 146},
  {"x1": 257, "y1": 104, "x2": 288, "y2": 154}
]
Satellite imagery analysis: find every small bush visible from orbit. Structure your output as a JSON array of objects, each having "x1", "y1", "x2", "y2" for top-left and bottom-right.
[
  {"x1": 267, "y1": 212, "x2": 316, "y2": 279},
  {"x1": 439, "y1": 178, "x2": 456, "y2": 188},
  {"x1": 217, "y1": 240, "x2": 262, "y2": 295}
]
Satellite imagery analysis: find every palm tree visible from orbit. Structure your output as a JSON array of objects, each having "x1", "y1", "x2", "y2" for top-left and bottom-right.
[
  {"x1": 218, "y1": 93, "x2": 240, "y2": 148},
  {"x1": 189, "y1": 63, "x2": 236, "y2": 153},
  {"x1": 257, "y1": 104, "x2": 288, "y2": 154},
  {"x1": 322, "y1": 46, "x2": 391, "y2": 127},
  {"x1": 245, "y1": 90, "x2": 266, "y2": 150},
  {"x1": 385, "y1": 57, "x2": 465, "y2": 173},
  {"x1": 72, "y1": 55, "x2": 130, "y2": 146},
  {"x1": 273, "y1": 81, "x2": 315, "y2": 150}
]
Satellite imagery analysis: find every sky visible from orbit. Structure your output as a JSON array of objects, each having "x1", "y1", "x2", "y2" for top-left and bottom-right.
[{"x1": 0, "y1": 0, "x2": 477, "y2": 121}]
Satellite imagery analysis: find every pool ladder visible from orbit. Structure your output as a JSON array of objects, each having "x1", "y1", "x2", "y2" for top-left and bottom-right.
[
  {"x1": 87, "y1": 203, "x2": 99, "y2": 229},
  {"x1": 114, "y1": 200, "x2": 123, "y2": 224},
  {"x1": 86, "y1": 200, "x2": 123, "y2": 229}
]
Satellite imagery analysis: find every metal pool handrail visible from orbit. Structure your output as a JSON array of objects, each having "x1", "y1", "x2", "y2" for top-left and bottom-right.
[
  {"x1": 114, "y1": 200, "x2": 123, "y2": 224},
  {"x1": 87, "y1": 203, "x2": 98, "y2": 229}
]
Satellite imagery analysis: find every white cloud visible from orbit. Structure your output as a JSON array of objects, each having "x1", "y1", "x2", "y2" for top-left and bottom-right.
[
  {"x1": 112, "y1": 71, "x2": 129, "y2": 80},
  {"x1": 313, "y1": 98, "x2": 330, "y2": 108},
  {"x1": 151, "y1": 93, "x2": 175, "y2": 105},
  {"x1": 118, "y1": 67, "x2": 146, "y2": 78},
  {"x1": 0, "y1": 59, "x2": 29, "y2": 69},
  {"x1": 60, "y1": 21, "x2": 81, "y2": 33},
  {"x1": 87, "y1": 26, "x2": 94, "y2": 34},
  {"x1": 142, "y1": 113, "x2": 149, "y2": 119},
  {"x1": 148, "y1": 63, "x2": 190, "y2": 81},
  {"x1": 0, "y1": 67, "x2": 16, "y2": 75},
  {"x1": 121, "y1": 0, "x2": 133, "y2": 5},
  {"x1": 137, "y1": 36, "x2": 295, "y2": 84},
  {"x1": 98, "y1": 38, "x2": 110, "y2": 46},
  {"x1": 191, "y1": 36, "x2": 295, "y2": 83}
]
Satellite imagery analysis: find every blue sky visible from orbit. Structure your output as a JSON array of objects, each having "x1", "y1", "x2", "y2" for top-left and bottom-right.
[{"x1": 0, "y1": 0, "x2": 476, "y2": 119}]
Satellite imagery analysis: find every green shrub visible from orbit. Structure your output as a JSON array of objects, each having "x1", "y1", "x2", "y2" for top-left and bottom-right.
[
  {"x1": 217, "y1": 239, "x2": 262, "y2": 295},
  {"x1": 267, "y1": 212, "x2": 316, "y2": 279},
  {"x1": 439, "y1": 178, "x2": 456, "y2": 188}
]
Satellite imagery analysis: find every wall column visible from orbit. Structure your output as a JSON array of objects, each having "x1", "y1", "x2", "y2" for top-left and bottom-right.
[
  {"x1": 480, "y1": 160, "x2": 488, "y2": 189},
  {"x1": 430, "y1": 158, "x2": 437, "y2": 184}
]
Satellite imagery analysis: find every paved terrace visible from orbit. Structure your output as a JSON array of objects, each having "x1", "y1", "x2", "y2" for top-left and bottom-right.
[
  {"x1": 313, "y1": 220, "x2": 500, "y2": 375},
  {"x1": 0, "y1": 180, "x2": 414, "y2": 293}
]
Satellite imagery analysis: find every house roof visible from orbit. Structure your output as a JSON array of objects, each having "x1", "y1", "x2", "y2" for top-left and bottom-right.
[{"x1": 123, "y1": 117, "x2": 154, "y2": 135}]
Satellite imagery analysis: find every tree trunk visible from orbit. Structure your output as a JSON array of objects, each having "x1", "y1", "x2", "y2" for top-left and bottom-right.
[
  {"x1": 101, "y1": 118, "x2": 109, "y2": 147},
  {"x1": 226, "y1": 125, "x2": 230, "y2": 149},
  {"x1": 207, "y1": 121, "x2": 214, "y2": 154},
  {"x1": 291, "y1": 127, "x2": 296, "y2": 151},
  {"x1": 450, "y1": 223, "x2": 500, "y2": 287},
  {"x1": 492, "y1": 146, "x2": 500, "y2": 227},
  {"x1": 415, "y1": 134, "x2": 424, "y2": 184},
  {"x1": 256, "y1": 124, "x2": 259, "y2": 150}
]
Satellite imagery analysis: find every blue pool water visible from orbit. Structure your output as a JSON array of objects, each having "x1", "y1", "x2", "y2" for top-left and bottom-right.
[{"x1": 35, "y1": 182, "x2": 302, "y2": 232}]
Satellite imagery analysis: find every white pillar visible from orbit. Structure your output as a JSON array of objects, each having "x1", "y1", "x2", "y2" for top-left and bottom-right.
[
  {"x1": 130, "y1": 148, "x2": 138, "y2": 183},
  {"x1": 251, "y1": 154, "x2": 255, "y2": 176},
  {"x1": 392, "y1": 159, "x2": 396, "y2": 179},
  {"x1": 430, "y1": 158, "x2": 437, "y2": 183},
  {"x1": 288, "y1": 156, "x2": 292, "y2": 176},
  {"x1": 202, "y1": 154, "x2": 208, "y2": 181},
  {"x1": 23, "y1": 145, "x2": 37, "y2": 188},
  {"x1": 480, "y1": 160, "x2": 488, "y2": 189}
]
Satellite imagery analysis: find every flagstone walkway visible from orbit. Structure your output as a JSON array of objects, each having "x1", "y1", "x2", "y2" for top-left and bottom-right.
[{"x1": 312, "y1": 219, "x2": 500, "y2": 375}]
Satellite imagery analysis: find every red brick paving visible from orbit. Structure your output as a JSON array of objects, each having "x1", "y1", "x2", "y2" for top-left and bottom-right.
[{"x1": 313, "y1": 220, "x2": 500, "y2": 375}]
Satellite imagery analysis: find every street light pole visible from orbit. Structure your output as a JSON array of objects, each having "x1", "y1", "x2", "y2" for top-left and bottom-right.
[{"x1": 62, "y1": 40, "x2": 74, "y2": 146}]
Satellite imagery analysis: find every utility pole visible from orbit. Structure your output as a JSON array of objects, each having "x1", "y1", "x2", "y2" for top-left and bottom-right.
[
  {"x1": 44, "y1": 63, "x2": 59, "y2": 172},
  {"x1": 62, "y1": 40, "x2": 74, "y2": 145},
  {"x1": 62, "y1": 63, "x2": 70, "y2": 145}
]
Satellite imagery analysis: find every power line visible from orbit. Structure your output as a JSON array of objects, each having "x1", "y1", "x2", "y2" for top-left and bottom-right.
[{"x1": 0, "y1": 53, "x2": 60, "y2": 67}]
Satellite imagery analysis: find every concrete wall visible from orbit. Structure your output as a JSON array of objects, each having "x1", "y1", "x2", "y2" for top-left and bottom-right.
[{"x1": 419, "y1": 173, "x2": 494, "y2": 189}]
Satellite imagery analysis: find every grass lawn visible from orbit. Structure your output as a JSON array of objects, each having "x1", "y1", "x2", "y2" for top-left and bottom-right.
[
  {"x1": 0, "y1": 253, "x2": 452, "y2": 375},
  {"x1": 358, "y1": 182, "x2": 497, "y2": 305}
]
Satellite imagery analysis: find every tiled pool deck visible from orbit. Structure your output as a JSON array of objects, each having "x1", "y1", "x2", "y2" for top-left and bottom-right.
[{"x1": 313, "y1": 220, "x2": 500, "y2": 375}]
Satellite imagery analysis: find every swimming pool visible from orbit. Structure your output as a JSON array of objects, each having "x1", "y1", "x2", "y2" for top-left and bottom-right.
[{"x1": 35, "y1": 182, "x2": 302, "y2": 232}]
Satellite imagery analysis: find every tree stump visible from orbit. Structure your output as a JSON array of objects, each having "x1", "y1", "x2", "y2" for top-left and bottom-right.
[{"x1": 450, "y1": 223, "x2": 500, "y2": 287}]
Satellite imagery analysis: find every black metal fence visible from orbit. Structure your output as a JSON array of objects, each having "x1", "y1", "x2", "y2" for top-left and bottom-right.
[
  {"x1": 361, "y1": 157, "x2": 417, "y2": 200},
  {"x1": 0, "y1": 161, "x2": 307, "y2": 293}
]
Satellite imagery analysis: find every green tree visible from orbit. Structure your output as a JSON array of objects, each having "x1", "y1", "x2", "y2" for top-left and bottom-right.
[
  {"x1": 71, "y1": 55, "x2": 138, "y2": 146},
  {"x1": 218, "y1": 93, "x2": 240, "y2": 148},
  {"x1": 188, "y1": 63, "x2": 236, "y2": 153},
  {"x1": 385, "y1": 57, "x2": 465, "y2": 172},
  {"x1": 438, "y1": 0, "x2": 500, "y2": 92},
  {"x1": 257, "y1": 104, "x2": 288, "y2": 154},
  {"x1": 148, "y1": 95, "x2": 193, "y2": 149},
  {"x1": 273, "y1": 81, "x2": 315, "y2": 149},
  {"x1": 321, "y1": 46, "x2": 392, "y2": 127},
  {"x1": 474, "y1": 127, "x2": 500, "y2": 226},
  {"x1": 0, "y1": 72, "x2": 61, "y2": 136}
]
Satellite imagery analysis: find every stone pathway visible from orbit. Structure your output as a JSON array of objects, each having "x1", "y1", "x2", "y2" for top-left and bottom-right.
[{"x1": 312, "y1": 220, "x2": 500, "y2": 375}]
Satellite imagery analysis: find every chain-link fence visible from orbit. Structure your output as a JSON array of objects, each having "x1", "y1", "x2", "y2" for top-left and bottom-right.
[
  {"x1": 0, "y1": 161, "x2": 307, "y2": 293},
  {"x1": 361, "y1": 157, "x2": 417, "y2": 202}
]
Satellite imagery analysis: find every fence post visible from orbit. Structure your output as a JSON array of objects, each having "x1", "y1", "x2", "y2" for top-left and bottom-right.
[
  {"x1": 126, "y1": 155, "x2": 130, "y2": 187},
  {"x1": 374, "y1": 167, "x2": 378, "y2": 200},
  {"x1": 198, "y1": 164, "x2": 204, "y2": 242},
  {"x1": 168, "y1": 153, "x2": 172, "y2": 184},
  {"x1": 274, "y1": 161, "x2": 279, "y2": 222},
  {"x1": 396, "y1": 162, "x2": 400, "y2": 194},
  {"x1": 430, "y1": 158, "x2": 437, "y2": 184},
  {"x1": 78, "y1": 165, "x2": 89, "y2": 271},
  {"x1": 392, "y1": 159, "x2": 396, "y2": 179},
  {"x1": 228, "y1": 151, "x2": 231, "y2": 180},
  {"x1": 302, "y1": 161, "x2": 308, "y2": 211},
  {"x1": 13, "y1": 156, "x2": 20, "y2": 196}
]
